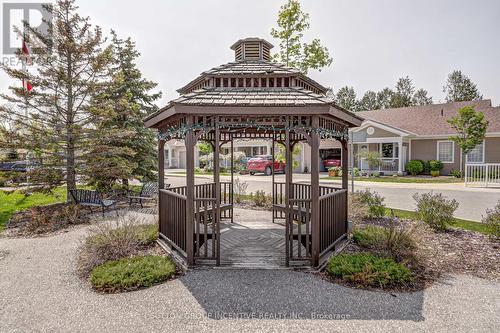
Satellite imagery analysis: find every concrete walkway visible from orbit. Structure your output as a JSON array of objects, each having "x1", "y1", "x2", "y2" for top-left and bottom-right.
[
  {"x1": 1, "y1": 221, "x2": 499, "y2": 332},
  {"x1": 165, "y1": 171, "x2": 500, "y2": 221}
]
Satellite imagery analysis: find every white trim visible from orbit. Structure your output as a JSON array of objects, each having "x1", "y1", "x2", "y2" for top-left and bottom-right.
[
  {"x1": 351, "y1": 120, "x2": 415, "y2": 136},
  {"x1": 466, "y1": 140, "x2": 486, "y2": 164},
  {"x1": 436, "y1": 140, "x2": 454, "y2": 164},
  {"x1": 366, "y1": 137, "x2": 403, "y2": 143}
]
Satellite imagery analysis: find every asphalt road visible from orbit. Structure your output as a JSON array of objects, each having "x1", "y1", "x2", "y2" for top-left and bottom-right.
[{"x1": 165, "y1": 172, "x2": 500, "y2": 221}]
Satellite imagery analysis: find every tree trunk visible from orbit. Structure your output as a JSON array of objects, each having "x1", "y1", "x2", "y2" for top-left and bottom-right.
[{"x1": 66, "y1": 128, "x2": 76, "y2": 200}]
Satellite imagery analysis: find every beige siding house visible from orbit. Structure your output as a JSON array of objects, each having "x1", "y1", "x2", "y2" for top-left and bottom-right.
[
  {"x1": 353, "y1": 100, "x2": 500, "y2": 175},
  {"x1": 164, "y1": 100, "x2": 500, "y2": 175}
]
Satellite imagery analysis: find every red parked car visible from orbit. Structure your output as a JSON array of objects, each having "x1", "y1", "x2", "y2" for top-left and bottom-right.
[
  {"x1": 246, "y1": 155, "x2": 285, "y2": 176},
  {"x1": 323, "y1": 157, "x2": 341, "y2": 169}
]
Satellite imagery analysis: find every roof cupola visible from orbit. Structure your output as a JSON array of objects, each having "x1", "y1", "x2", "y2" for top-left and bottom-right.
[{"x1": 230, "y1": 37, "x2": 273, "y2": 61}]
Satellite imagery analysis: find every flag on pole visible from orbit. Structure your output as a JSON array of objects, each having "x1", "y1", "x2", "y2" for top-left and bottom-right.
[{"x1": 21, "y1": 34, "x2": 33, "y2": 93}]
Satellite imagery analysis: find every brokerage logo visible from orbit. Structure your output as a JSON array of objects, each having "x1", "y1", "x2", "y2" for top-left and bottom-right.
[{"x1": 2, "y1": 2, "x2": 52, "y2": 55}]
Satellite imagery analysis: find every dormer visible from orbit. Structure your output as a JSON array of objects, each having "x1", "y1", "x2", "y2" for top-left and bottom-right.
[{"x1": 230, "y1": 37, "x2": 273, "y2": 61}]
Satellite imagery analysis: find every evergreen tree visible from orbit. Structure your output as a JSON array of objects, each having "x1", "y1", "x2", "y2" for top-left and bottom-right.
[
  {"x1": 86, "y1": 31, "x2": 161, "y2": 190},
  {"x1": 335, "y1": 86, "x2": 358, "y2": 112},
  {"x1": 390, "y1": 76, "x2": 415, "y2": 108},
  {"x1": 0, "y1": 0, "x2": 112, "y2": 196},
  {"x1": 376, "y1": 88, "x2": 395, "y2": 109},
  {"x1": 443, "y1": 70, "x2": 482, "y2": 102},
  {"x1": 358, "y1": 90, "x2": 379, "y2": 111},
  {"x1": 271, "y1": 0, "x2": 332, "y2": 73},
  {"x1": 412, "y1": 88, "x2": 433, "y2": 105}
]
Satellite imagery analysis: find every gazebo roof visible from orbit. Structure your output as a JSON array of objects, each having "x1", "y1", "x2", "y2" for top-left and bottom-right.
[
  {"x1": 177, "y1": 60, "x2": 327, "y2": 95},
  {"x1": 144, "y1": 37, "x2": 363, "y2": 129},
  {"x1": 172, "y1": 87, "x2": 333, "y2": 107}
]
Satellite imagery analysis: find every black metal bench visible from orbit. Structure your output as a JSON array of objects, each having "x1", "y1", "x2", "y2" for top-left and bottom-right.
[
  {"x1": 70, "y1": 189, "x2": 117, "y2": 217},
  {"x1": 128, "y1": 182, "x2": 169, "y2": 208}
]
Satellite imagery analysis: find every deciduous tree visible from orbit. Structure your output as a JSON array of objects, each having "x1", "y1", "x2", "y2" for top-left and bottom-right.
[
  {"x1": 271, "y1": 0, "x2": 332, "y2": 73},
  {"x1": 443, "y1": 70, "x2": 482, "y2": 102}
]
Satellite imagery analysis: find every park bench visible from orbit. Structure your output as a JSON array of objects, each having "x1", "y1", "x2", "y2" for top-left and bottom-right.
[
  {"x1": 69, "y1": 189, "x2": 117, "y2": 217},
  {"x1": 128, "y1": 182, "x2": 168, "y2": 208}
]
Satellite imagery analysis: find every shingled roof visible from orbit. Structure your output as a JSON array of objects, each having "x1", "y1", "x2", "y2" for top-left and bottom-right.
[
  {"x1": 357, "y1": 100, "x2": 500, "y2": 136},
  {"x1": 172, "y1": 87, "x2": 333, "y2": 107}
]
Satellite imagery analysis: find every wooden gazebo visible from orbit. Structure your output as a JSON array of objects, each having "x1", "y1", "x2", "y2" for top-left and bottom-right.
[{"x1": 144, "y1": 38, "x2": 362, "y2": 268}]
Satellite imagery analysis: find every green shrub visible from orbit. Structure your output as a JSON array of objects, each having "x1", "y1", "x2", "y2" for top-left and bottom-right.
[
  {"x1": 90, "y1": 255, "x2": 176, "y2": 292},
  {"x1": 326, "y1": 253, "x2": 412, "y2": 288},
  {"x1": 251, "y1": 190, "x2": 270, "y2": 207},
  {"x1": 356, "y1": 189, "x2": 386, "y2": 218},
  {"x1": 350, "y1": 167, "x2": 360, "y2": 177},
  {"x1": 413, "y1": 192, "x2": 458, "y2": 231},
  {"x1": 482, "y1": 201, "x2": 500, "y2": 240},
  {"x1": 406, "y1": 160, "x2": 424, "y2": 176},
  {"x1": 78, "y1": 216, "x2": 158, "y2": 277},
  {"x1": 352, "y1": 225, "x2": 385, "y2": 248},
  {"x1": 450, "y1": 169, "x2": 462, "y2": 178},
  {"x1": 427, "y1": 160, "x2": 443, "y2": 172},
  {"x1": 353, "y1": 218, "x2": 416, "y2": 262}
]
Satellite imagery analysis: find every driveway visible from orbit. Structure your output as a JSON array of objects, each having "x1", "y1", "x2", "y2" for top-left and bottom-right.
[
  {"x1": 165, "y1": 171, "x2": 499, "y2": 221},
  {"x1": 0, "y1": 223, "x2": 498, "y2": 332}
]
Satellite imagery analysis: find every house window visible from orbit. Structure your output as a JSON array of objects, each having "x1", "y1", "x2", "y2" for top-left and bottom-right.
[
  {"x1": 437, "y1": 141, "x2": 454, "y2": 163},
  {"x1": 466, "y1": 141, "x2": 484, "y2": 163},
  {"x1": 381, "y1": 143, "x2": 398, "y2": 158}
]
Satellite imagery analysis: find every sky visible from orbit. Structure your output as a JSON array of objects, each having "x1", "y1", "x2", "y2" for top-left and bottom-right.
[{"x1": 1, "y1": 0, "x2": 500, "y2": 107}]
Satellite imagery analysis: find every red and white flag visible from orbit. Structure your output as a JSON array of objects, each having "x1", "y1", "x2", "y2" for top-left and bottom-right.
[{"x1": 21, "y1": 36, "x2": 33, "y2": 93}]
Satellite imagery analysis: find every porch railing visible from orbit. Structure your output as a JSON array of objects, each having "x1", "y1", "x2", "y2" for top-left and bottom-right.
[
  {"x1": 359, "y1": 157, "x2": 399, "y2": 173},
  {"x1": 159, "y1": 189, "x2": 187, "y2": 256},
  {"x1": 465, "y1": 163, "x2": 500, "y2": 187},
  {"x1": 319, "y1": 189, "x2": 347, "y2": 260}
]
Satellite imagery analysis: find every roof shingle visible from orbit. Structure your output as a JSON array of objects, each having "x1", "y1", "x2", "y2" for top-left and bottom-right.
[{"x1": 357, "y1": 100, "x2": 500, "y2": 135}]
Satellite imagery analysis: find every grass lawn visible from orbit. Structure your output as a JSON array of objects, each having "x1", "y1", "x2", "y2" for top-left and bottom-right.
[
  {"x1": 385, "y1": 208, "x2": 493, "y2": 236},
  {"x1": 322, "y1": 175, "x2": 463, "y2": 183},
  {"x1": 0, "y1": 187, "x2": 67, "y2": 231}
]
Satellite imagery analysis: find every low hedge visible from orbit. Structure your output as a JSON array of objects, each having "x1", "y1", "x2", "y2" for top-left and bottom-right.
[
  {"x1": 326, "y1": 253, "x2": 412, "y2": 288},
  {"x1": 90, "y1": 255, "x2": 176, "y2": 293}
]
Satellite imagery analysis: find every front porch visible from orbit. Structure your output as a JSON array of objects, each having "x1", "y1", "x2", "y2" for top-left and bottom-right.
[{"x1": 351, "y1": 120, "x2": 412, "y2": 175}]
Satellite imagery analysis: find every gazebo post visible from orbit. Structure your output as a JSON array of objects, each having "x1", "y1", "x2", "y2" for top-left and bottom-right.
[
  {"x1": 213, "y1": 124, "x2": 221, "y2": 266},
  {"x1": 230, "y1": 137, "x2": 234, "y2": 223},
  {"x1": 185, "y1": 116, "x2": 195, "y2": 266},
  {"x1": 310, "y1": 116, "x2": 320, "y2": 267},
  {"x1": 341, "y1": 139, "x2": 349, "y2": 230},
  {"x1": 271, "y1": 136, "x2": 275, "y2": 224},
  {"x1": 158, "y1": 139, "x2": 165, "y2": 190},
  {"x1": 284, "y1": 128, "x2": 292, "y2": 267}
]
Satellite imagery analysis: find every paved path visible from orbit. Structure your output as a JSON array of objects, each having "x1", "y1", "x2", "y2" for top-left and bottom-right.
[
  {"x1": 1, "y1": 218, "x2": 499, "y2": 332},
  {"x1": 165, "y1": 171, "x2": 500, "y2": 221}
]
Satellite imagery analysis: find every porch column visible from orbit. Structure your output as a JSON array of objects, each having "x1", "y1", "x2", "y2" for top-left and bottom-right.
[
  {"x1": 185, "y1": 116, "x2": 195, "y2": 266},
  {"x1": 398, "y1": 138, "x2": 404, "y2": 175},
  {"x1": 310, "y1": 116, "x2": 320, "y2": 267},
  {"x1": 158, "y1": 139, "x2": 165, "y2": 189}
]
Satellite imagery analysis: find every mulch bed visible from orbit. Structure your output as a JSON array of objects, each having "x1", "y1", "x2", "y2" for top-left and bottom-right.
[{"x1": 361, "y1": 217, "x2": 500, "y2": 281}]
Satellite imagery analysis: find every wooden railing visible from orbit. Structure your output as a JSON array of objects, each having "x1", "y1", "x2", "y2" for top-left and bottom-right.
[
  {"x1": 159, "y1": 189, "x2": 187, "y2": 256},
  {"x1": 465, "y1": 163, "x2": 500, "y2": 187},
  {"x1": 160, "y1": 182, "x2": 233, "y2": 263},
  {"x1": 319, "y1": 189, "x2": 348, "y2": 257},
  {"x1": 273, "y1": 182, "x2": 341, "y2": 220}
]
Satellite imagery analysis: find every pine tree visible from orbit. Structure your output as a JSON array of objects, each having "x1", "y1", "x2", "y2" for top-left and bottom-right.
[
  {"x1": 443, "y1": 70, "x2": 482, "y2": 102},
  {"x1": 358, "y1": 90, "x2": 379, "y2": 111},
  {"x1": 412, "y1": 88, "x2": 433, "y2": 105},
  {"x1": 335, "y1": 86, "x2": 358, "y2": 112},
  {"x1": 0, "y1": 0, "x2": 112, "y2": 196},
  {"x1": 86, "y1": 31, "x2": 161, "y2": 190}
]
